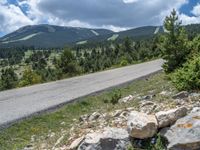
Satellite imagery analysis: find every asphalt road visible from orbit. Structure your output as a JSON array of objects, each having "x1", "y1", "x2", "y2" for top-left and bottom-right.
[{"x1": 0, "y1": 59, "x2": 163, "y2": 128}]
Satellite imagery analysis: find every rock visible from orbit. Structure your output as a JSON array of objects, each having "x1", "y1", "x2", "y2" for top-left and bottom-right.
[
  {"x1": 155, "y1": 107, "x2": 188, "y2": 128},
  {"x1": 78, "y1": 127, "x2": 129, "y2": 150},
  {"x1": 172, "y1": 91, "x2": 189, "y2": 99},
  {"x1": 142, "y1": 95, "x2": 155, "y2": 100},
  {"x1": 140, "y1": 101, "x2": 157, "y2": 114},
  {"x1": 119, "y1": 95, "x2": 134, "y2": 103},
  {"x1": 127, "y1": 111, "x2": 158, "y2": 139},
  {"x1": 175, "y1": 99, "x2": 186, "y2": 106},
  {"x1": 80, "y1": 112, "x2": 104, "y2": 122},
  {"x1": 69, "y1": 136, "x2": 84, "y2": 150},
  {"x1": 160, "y1": 112, "x2": 200, "y2": 150},
  {"x1": 191, "y1": 107, "x2": 200, "y2": 113},
  {"x1": 79, "y1": 114, "x2": 89, "y2": 122},
  {"x1": 189, "y1": 93, "x2": 200, "y2": 98},
  {"x1": 88, "y1": 112, "x2": 103, "y2": 122},
  {"x1": 112, "y1": 109, "x2": 123, "y2": 117}
]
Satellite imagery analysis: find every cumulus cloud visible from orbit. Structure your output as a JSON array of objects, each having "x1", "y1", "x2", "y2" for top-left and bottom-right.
[
  {"x1": 0, "y1": 0, "x2": 34, "y2": 33},
  {"x1": 191, "y1": 3, "x2": 200, "y2": 17},
  {"x1": 0, "y1": 0, "x2": 198, "y2": 34},
  {"x1": 179, "y1": 3, "x2": 200, "y2": 25}
]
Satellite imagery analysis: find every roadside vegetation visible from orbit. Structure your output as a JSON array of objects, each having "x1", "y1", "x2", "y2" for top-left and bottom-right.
[
  {"x1": 0, "y1": 73, "x2": 174, "y2": 149},
  {"x1": 159, "y1": 9, "x2": 200, "y2": 91},
  {"x1": 0, "y1": 36, "x2": 160, "y2": 91},
  {"x1": 1, "y1": 9, "x2": 200, "y2": 150}
]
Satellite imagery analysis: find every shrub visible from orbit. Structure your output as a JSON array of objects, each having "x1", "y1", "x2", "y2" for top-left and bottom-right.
[
  {"x1": 171, "y1": 55, "x2": 200, "y2": 91},
  {"x1": 18, "y1": 68, "x2": 42, "y2": 87},
  {"x1": 120, "y1": 59, "x2": 128, "y2": 66},
  {"x1": 110, "y1": 90, "x2": 122, "y2": 105}
]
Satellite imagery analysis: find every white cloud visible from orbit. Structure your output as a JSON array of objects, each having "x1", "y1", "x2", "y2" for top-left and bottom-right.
[
  {"x1": 179, "y1": 3, "x2": 200, "y2": 25},
  {"x1": 0, "y1": 0, "x2": 34, "y2": 33},
  {"x1": 191, "y1": 3, "x2": 200, "y2": 17},
  {"x1": 0, "y1": 0, "x2": 196, "y2": 35}
]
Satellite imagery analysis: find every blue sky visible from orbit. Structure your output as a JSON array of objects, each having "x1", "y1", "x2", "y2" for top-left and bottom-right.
[
  {"x1": 0, "y1": 0, "x2": 200, "y2": 36},
  {"x1": 180, "y1": 0, "x2": 199, "y2": 16}
]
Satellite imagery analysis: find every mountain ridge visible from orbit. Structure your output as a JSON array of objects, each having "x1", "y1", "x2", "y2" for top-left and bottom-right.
[{"x1": 1, "y1": 24, "x2": 200, "y2": 48}]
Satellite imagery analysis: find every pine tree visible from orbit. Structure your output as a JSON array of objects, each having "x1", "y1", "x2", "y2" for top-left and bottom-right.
[{"x1": 160, "y1": 9, "x2": 189, "y2": 73}]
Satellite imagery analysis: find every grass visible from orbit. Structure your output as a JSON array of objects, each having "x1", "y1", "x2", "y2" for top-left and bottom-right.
[{"x1": 0, "y1": 72, "x2": 175, "y2": 149}]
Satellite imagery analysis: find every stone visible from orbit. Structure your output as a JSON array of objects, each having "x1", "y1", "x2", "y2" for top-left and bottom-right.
[
  {"x1": 191, "y1": 107, "x2": 200, "y2": 113},
  {"x1": 142, "y1": 95, "x2": 155, "y2": 100},
  {"x1": 112, "y1": 109, "x2": 123, "y2": 117},
  {"x1": 69, "y1": 136, "x2": 84, "y2": 150},
  {"x1": 140, "y1": 101, "x2": 157, "y2": 114},
  {"x1": 172, "y1": 91, "x2": 189, "y2": 99},
  {"x1": 160, "y1": 112, "x2": 200, "y2": 150},
  {"x1": 189, "y1": 93, "x2": 200, "y2": 98},
  {"x1": 127, "y1": 111, "x2": 158, "y2": 139},
  {"x1": 79, "y1": 114, "x2": 89, "y2": 122},
  {"x1": 78, "y1": 127, "x2": 129, "y2": 150},
  {"x1": 155, "y1": 107, "x2": 187, "y2": 128},
  {"x1": 119, "y1": 95, "x2": 134, "y2": 103},
  {"x1": 88, "y1": 112, "x2": 103, "y2": 122}
]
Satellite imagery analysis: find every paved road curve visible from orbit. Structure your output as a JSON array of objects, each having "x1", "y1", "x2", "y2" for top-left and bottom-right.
[{"x1": 0, "y1": 59, "x2": 163, "y2": 127}]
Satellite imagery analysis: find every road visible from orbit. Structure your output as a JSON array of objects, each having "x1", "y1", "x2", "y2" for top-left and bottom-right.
[{"x1": 0, "y1": 59, "x2": 163, "y2": 128}]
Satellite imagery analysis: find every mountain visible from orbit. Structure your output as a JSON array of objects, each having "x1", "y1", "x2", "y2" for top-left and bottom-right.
[
  {"x1": 0, "y1": 24, "x2": 113, "y2": 48},
  {"x1": 1, "y1": 24, "x2": 200, "y2": 48},
  {"x1": 84, "y1": 26, "x2": 164, "y2": 43}
]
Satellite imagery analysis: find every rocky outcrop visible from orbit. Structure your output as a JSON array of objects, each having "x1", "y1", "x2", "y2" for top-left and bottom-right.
[
  {"x1": 140, "y1": 101, "x2": 158, "y2": 114},
  {"x1": 172, "y1": 91, "x2": 189, "y2": 99},
  {"x1": 78, "y1": 127, "x2": 129, "y2": 150},
  {"x1": 160, "y1": 112, "x2": 200, "y2": 150},
  {"x1": 155, "y1": 106, "x2": 187, "y2": 128},
  {"x1": 69, "y1": 136, "x2": 84, "y2": 150},
  {"x1": 127, "y1": 111, "x2": 158, "y2": 139}
]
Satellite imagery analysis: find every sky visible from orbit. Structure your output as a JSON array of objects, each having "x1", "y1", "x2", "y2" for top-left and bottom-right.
[{"x1": 0, "y1": 0, "x2": 200, "y2": 36}]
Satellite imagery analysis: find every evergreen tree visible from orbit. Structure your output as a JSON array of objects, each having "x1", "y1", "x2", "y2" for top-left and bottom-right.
[
  {"x1": 159, "y1": 9, "x2": 189, "y2": 73},
  {"x1": 0, "y1": 68, "x2": 18, "y2": 90}
]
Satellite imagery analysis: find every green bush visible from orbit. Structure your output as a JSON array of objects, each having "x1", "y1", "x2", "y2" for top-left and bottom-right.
[
  {"x1": 110, "y1": 90, "x2": 122, "y2": 105},
  {"x1": 120, "y1": 59, "x2": 128, "y2": 66},
  {"x1": 171, "y1": 55, "x2": 200, "y2": 91}
]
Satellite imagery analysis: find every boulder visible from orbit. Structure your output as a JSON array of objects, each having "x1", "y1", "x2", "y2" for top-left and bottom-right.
[
  {"x1": 119, "y1": 95, "x2": 134, "y2": 103},
  {"x1": 172, "y1": 91, "x2": 189, "y2": 99},
  {"x1": 69, "y1": 136, "x2": 84, "y2": 150},
  {"x1": 160, "y1": 112, "x2": 200, "y2": 150},
  {"x1": 78, "y1": 127, "x2": 129, "y2": 150},
  {"x1": 155, "y1": 107, "x2": 187, "y2": 128},
  {"x1": 127, "y1": 111, "x2": 158, "y2": 139}
]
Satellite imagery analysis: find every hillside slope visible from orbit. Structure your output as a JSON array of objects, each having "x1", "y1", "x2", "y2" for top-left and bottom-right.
[{"x1": 0, "y1": 24, "x2": 113, "y2": 48}]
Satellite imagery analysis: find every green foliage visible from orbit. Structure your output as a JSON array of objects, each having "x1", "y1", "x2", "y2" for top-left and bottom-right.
[
  {"x1": 18, "y1": 68, "x2": 42, "y2": 87},
  {"x1": 110, "y1": 90, "x2": 122, "y2": 105},
  {"x1": 56, "y1": 47, "x2": 81, "y2": 76},
  {"x1": 171, "y1": 54, "x2": 200, "y2": 91},
  {"x1": 120, "y1": 59, "x2": 129, "y2": 66},
  {"x1": 189, "y1": 34, "x2": 200, "y2": 53},
  {"x1": 0, "y1": 68, "x2": 18, "y2": 90},
  {"x1": 159, "y1": 9, "x2": 189, "y2": 73}
]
